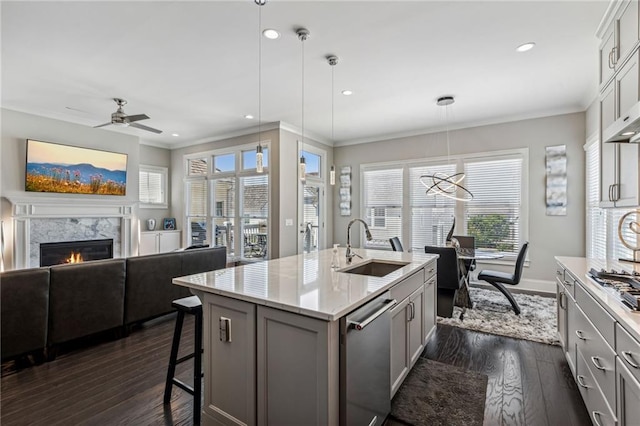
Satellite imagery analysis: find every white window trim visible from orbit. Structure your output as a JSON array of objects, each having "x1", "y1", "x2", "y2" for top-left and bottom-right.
[
  {"x1": 360, "y1": 147, "x2": 529, "y2": 263},
  {"x1": 139, "y1": 164, "x2": 168, "y2": 209}
]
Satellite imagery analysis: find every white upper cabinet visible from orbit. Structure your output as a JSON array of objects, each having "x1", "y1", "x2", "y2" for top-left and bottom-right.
[{"x1": 599, "y1": 0, "x2": 640, "y2": 88}]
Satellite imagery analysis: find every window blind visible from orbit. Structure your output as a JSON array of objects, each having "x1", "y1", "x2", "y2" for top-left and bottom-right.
[
  {"x1": 409, "y1": 164, "x2": 455, "y2": 250},
  {"x1": 463, "y1": 157, "x2": 522, "y2": 256},
  {"x1": 362, "y1": 167, "x2": 402, "y2": 248},
  {"x1": 139, "y1": 169, "x2": 163, "y2": 204},
  {"x1": 585, "y1": 141, "x2": 607, "y2": 259}
]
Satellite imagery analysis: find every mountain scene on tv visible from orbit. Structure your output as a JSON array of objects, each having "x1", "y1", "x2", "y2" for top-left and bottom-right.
[{"x1": 26, "y1": 140, "x2": 127, "y2": 195}]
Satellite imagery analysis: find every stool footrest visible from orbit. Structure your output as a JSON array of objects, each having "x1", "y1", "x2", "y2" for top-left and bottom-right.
[
  {"x1": 176, "y1": 352, "x2": 196, "y2": 364},
  {"x1": 172, "y1": 378, "x2": 195, "y2": 395}
]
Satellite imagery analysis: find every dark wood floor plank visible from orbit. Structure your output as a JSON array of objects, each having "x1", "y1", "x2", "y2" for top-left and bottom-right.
[{"x1": 2, "y1": 318, "x2": 590, "y2": 426}]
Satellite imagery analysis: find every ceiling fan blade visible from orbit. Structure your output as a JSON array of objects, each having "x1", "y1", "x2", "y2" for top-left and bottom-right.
[
  {"x1": 124, "y1": 114, "x2": 149, "y2": 123},
  {"x1": 129, "y1": 122, "x2": 163, "y2": 134},
  {"x1": 94, "y1": 122, "x2": 112, "y2": 128}
]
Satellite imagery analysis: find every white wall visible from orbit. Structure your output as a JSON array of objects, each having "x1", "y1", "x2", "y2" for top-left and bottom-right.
[{"x1": 333, "y1": 112, "x2": 586, "y2": 292}]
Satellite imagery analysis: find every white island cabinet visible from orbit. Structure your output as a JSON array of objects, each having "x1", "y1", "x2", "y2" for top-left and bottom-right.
[{"x1": 174, "y1": 248, "x2": 437, "y2": 426}]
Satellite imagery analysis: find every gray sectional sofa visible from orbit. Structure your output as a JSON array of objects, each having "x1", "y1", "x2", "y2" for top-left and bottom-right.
[{"x1": 0, "y1": 246, "x2": 226, "y2": 362}]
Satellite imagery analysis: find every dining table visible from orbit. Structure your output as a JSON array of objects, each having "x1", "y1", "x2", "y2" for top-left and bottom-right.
[{"x1": 454, "y1": 248, "x2": 504, "y2": 309}]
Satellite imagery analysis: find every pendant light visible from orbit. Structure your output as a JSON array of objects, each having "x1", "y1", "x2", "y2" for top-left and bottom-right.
[
  {"x1": 419, "y1": 96, "x2": 473, "y2": 201},
  {"x1": 327, "y1": 55, "x2": 338, "y2": 186},
  {"x1": 255, "y1": 0, "x2": 266, "y2": 173},
  {"x1": 297, "y1": 28, "x2": 309, "y2": 182}
]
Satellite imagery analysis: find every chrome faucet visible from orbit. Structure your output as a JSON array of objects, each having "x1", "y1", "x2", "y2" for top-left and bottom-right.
[{"x1": 346, "y1": 218, "x2": 373, "y2": 264}]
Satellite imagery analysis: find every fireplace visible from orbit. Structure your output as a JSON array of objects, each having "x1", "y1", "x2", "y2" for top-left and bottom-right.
[{"x1": 39, "y1": 239, "x2": 114, "y2": 267}]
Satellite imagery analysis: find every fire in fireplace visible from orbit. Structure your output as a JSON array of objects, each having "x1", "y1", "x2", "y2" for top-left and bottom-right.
[{"x1": 40, "y1": 239, "x2": 114, "y2": 267}]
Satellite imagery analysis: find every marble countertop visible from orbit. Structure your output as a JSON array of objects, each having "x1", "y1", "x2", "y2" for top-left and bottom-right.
[
  {"x1": 173, "y1": 247, "x2": 437, "y2": 321},
  {"x1": 555, "y1": 256, "x2": 640, "y2": 342}
]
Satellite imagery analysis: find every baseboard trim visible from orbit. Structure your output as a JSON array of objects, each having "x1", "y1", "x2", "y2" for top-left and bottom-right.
[{"x1": 470, "y1": 278, "x2": 555, "y2": 297}]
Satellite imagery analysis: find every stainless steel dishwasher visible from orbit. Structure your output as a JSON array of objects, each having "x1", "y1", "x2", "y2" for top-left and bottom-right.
[{"x1": 340, "y1": 292, "x2": 397, "y2": 426}]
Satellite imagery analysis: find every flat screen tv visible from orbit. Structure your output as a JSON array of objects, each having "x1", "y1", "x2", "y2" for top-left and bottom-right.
[{"x1": 25, "y1": 139, "x2": 128, "y2": 195}]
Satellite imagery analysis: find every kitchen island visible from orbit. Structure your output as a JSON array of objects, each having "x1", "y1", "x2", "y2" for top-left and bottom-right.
[{"x1": 173, "y1": 247, "x2": 438, "y2": 426}]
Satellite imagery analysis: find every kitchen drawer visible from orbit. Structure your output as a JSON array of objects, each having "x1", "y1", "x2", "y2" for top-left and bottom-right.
[
  {"x1": 424, "y1": 261, "x2": 436, "y2": 283},
  {"x1": 390, "y1": 268, "x2": 424, "y2": 303},
  {"x1": 575, "y1": 350, "x2": 617, "y2": 426},
  {"x1": 562, "y1": 271, "x2": 576, "y2": 300},
  {"x1": 556, "y1": 263, "x2": 565, "y2": 283},
  {"x1": 574, "y1": 305, "x2": 616, "y2": 412},
  {"x1": 576, "y1": 283, "x2": 615, "y2": 348},
  {"x1": 616, "y1": 323, "x2": 640, "y2": 384}
]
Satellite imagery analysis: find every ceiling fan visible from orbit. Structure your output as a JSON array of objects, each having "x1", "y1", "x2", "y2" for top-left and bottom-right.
[{"x1": 94, "y1": 98, "x2": 162, "y2": 134}]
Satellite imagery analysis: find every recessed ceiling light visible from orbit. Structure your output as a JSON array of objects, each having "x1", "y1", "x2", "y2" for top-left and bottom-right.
[
  {"x1": 262, "y1": 29, "x2": 280, "y2": 40},
  {"x1": 342, "y1": 90, "x2": 353, "y2": 96},
  {"x1": 245, "y1": 114, "x2": 254, "y2": 119},
  {"x1": 171, "y1": 133, "x2": 180, "y2": 137},
  {"x1": 516, "y1": 42, "x2": 536, "y2": 52}
]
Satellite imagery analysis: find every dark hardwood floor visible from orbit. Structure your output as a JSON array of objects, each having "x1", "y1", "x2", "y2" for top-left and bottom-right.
[{"x1": 1, "y1": 317, "x2": 588, "y2": 425}]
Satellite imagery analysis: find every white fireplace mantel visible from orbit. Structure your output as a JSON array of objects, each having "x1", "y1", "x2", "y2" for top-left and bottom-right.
[{"x1": 7, "y1": 196, "x2": 136, "y2": 269}]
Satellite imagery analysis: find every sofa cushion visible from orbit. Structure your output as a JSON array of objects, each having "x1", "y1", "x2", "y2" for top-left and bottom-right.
[
  {"x1": 181, "y1": 246, "x2": 227, "y2": 276},
  {"x1": 48, "y1": 258, "x2": 125, "y2": 345},
  {"x1": 125, "y1": 252, "x2": 184, "y2": 325},
  {"x1": 1, "y1": 267, "x2": 50, "y2": 360}
]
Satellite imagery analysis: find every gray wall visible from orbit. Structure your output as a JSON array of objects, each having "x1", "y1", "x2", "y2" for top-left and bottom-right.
[
  {"x1": 170, "y1": 125, "x2": 334, "y2": 258},
  {"x1": 1, "y1": 108, "x2": 141, "y2": 267},
  {"x1": 138, "y1": 144, "x2": 172, "y2": 225},
  {"x1": 333, "y1": 112, "x2": 586, "y2": 291}
]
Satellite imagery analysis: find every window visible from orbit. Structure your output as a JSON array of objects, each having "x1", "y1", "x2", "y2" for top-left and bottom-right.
[
  {"x1": 302, "y1": 150, "x2": 321, "y2": 178},
  {"x1": 585, "y1": 140, "x2": 606, "y2": 259},
  {"x1": 361, "y1": 148, "x2": 528, "y2": 260},
  {"x1": 139, "y1": 165, "x2": 167, "y2": 208},
  {"x1": 362, "y1": 168, "x2": 402, "y2": 247},
  {"x1": 185, "y1": 143, "x2": 269, "y2": 259}
]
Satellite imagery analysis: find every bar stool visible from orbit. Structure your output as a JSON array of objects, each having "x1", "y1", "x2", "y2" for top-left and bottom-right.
[{"x1": 163, "y1": 295, "x2": 203, "y2": 425}]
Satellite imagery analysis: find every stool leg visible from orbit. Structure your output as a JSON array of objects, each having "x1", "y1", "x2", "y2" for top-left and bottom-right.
[
  {"x1": 193, "y1": 310, "x2": 203, "y2": 425},
  {"x1": 164, "y1": 311, "x2": 185, "y2": 404}
]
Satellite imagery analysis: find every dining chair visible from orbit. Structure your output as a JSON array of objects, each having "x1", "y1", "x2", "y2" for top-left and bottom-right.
[
  {"x1": 389, "y1": 237, "x2": 404, "y2": 252},
  {"x1": 452, "y1": 235, "x2": 476, "y2": 272},
  {"x1": 477, "y1": 242, "x2": 529, "y2": 315},
  {"x1": 424, "y1": 245, "x2": 465, "y2": 317}
]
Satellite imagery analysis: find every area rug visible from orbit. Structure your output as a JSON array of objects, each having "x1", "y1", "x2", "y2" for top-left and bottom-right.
[
  {"x1": 437, "y1": 287, "x2": 559, "y2": 345},
  {"x1": 388, "y1": 358, "x2": 488, "y2": 426}
]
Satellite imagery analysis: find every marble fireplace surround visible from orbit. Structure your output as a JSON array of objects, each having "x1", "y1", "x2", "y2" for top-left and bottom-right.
[{"x1": 8, "y1": 197, "x2": 135, "y2": 269}]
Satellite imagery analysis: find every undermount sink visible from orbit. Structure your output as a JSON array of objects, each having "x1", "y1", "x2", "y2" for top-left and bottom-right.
[{"x1": 340, "y1": 259, "x2": 410, "y2": 277}]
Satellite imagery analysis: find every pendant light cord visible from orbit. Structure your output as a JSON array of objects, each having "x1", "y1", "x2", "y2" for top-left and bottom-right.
[
  {"x1": 301, "y1": 33, "x2": 305, "y2": 156},
  {"x1": 257, "y1": 0, "x2": 263, "y2": 149},
  {"x1": 331, "y1": 62, "x2": 334, "y2": 141}
]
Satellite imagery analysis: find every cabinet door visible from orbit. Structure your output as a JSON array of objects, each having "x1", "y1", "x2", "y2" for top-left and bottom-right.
[
  {"x1": 256, "y1": 306, "x2": 338, "y2": 426},
  {"x1": 616, "y1": 142, "x2": 640, "y2": 206},
  {"x1": 139, "y1": 232, "x2": 157, "y2": 255},
  {"x1": 600, "y1": 21, "x2": 616, "y2": 86},
  {"x1": 390, "y1": 297, "x2": 410, "y2": 397},
  {"x1": 566, "y1": 294, "x2": 578, "y2": 375},
  {"x1": 423, "y1": 276, "x2": 436, "y2": 345},
  {"x1": 408, "y1": 286, "x2": 425, "y2": 368},
  {"x1": 616, "y1": 0, "x2": 640, "y2": 66},
  {"x1": 617, "y1": 357, "x2": 640, "y2": 425},
  {"x1": 556, "y1": 281, "x2": 567, "y2": 348},
  {"x1": 616, "y1": 49, "x2": 639, "y2": 119},
  {"x1": 204, "y1": 294, "x2": 256, "y2": 426},
  {"x1": 159, "y1": 231, "x2": 181, "y2": 252}
]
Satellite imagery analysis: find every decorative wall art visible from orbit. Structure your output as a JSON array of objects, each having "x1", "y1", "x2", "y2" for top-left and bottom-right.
[
  {"x1": 545, "y1": 145, "x2": 567, "y2": 216},
  {"x1": 163, "y1": 217, "x2": 176, "y2": 230},
  {"x1": 339, "y1": 166, "x2": 352, "y2": 216}
]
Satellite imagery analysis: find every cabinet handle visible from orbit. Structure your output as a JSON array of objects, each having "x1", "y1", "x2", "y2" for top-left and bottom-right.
[
  {"x1": 590, "y1": 356, "x2": 606, "y2": 371},
  {"x1": 592, "y1": 411, "x2": 604, "y2": 426},
  {"x1": 558, "y1": 291, "x2": 566, "y2": 310},
  {"x1": 613, "y1": 183, "x2": 620, "y2": 201},
  {"x1": 575, "y1": 330, "x2": 587, "y2": 340},
  {"x1": 612, "y1": 46, "x2": 618, "y2": 66},
  {"x1": 428, "y1": 267, "x2": 435, "y2": 275},
  {"x1": 608, "y1": 49, "x2": 614, "y2": 69},
  {"x1": 219, "y1": 317, "x2": 232, "y2": 342},
  {"x1": 608, "y1": 184, "x2": 614, "y2": 202},
  {"x1": 622, "y1": 351, "x2": 640, "y2": 369},
  {"x1": 556, "y1": 269, "x2": 563, "y2": 276},
  {"x1": 564, "y1": 279, "x2": 573, "y2": 287},
  {"x1": 576, "y1": 375, "x2": 589, "y2": 388}
]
